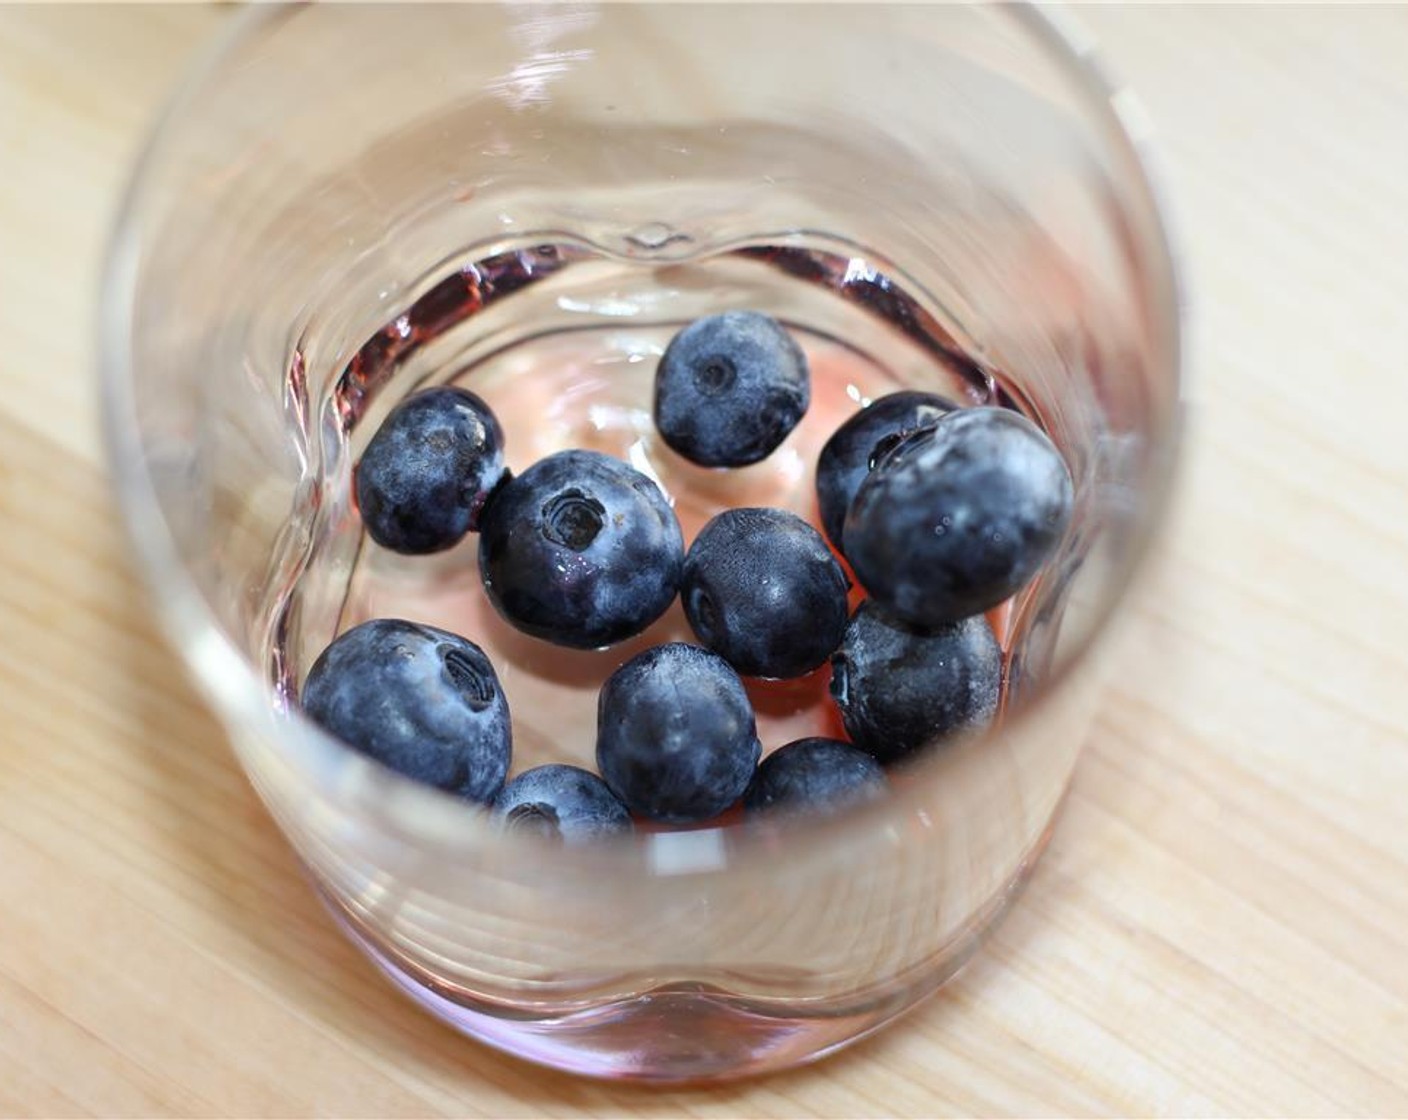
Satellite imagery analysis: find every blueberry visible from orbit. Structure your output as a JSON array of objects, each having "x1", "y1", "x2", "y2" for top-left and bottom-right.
[
  {"x1": 301, "y1": 618, "x2": 511, "y2": 802},
  {"x1": 654, "y1": 310, "x2": 809, "y2": 467},
  {"x1": 681, "y1": 507, "x2": 849, "y2": 679},
  {"x1": 493, "y1": 764, "x2": 632, "y2": 844},
  {"x1": 844, "y1": 407, "x2": 1073, "y2": 627},
  {"x1": 829, "y1": 601, "x2": 1000, "y2": 763},
  {"x1": 815, "y1": 390, "x2": 958, "y2": 554},
  {"x1": 596, "y1": 643, "x2": 761, "y2": 822},
  {"x1": 355, "y1": 386, "x2": 507, "y2": 554},
  {"x1": 743, "y1": 738, "x2": 886, "y2": 816},
  {"x1": 477, "y1": 450, "x2": 685, "y2": 649}
]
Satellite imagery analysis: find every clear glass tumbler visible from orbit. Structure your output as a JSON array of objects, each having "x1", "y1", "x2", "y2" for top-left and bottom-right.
[{"x1": 101, "y1": 3, "x2": 1181, "y2": 1081}]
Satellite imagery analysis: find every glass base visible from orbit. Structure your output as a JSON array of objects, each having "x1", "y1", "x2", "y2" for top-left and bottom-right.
[{"x1": 314, "y1": 818, "x2": 1055, "y2": 1082}]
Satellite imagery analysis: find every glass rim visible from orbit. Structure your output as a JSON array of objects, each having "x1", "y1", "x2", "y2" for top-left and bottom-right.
[{"x1": 98, "y1": 0, "x2": 1186, "y2": 872}]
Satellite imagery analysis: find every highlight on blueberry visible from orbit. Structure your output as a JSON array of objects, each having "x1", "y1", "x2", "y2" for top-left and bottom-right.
[
  {"x1": 844, "y1": 406, "x2": 1074, "y2": 627},
  {"x1": 743, "y1": 738, "x2": 886, "y2": 816},
  {"x1": 829, "y1": 601, "x2": 1000, "y2": 764},
  {"x1": 493, "y1": 764, "x2": 632, "y2": 844},
  {"x1": 815, "y1": 389, "x2": 957, "y2": 555},
  {"x1": 301, "y1": 618, "x2": 512, "y2": 803},
  {"x1": 681, "y1": 506, "x2": 849, "y2": 679},
  {"x1": 596, "y1": 643, "x2": 761, "y2": 822},
  {"x1": 477, "y1": 449, "x2": 685, "y2": 649},
  {"x1": 355, "y1": 386, "x2": 507, "y2": 554},
  {"x1": 653, "y1": 310, "x2": 810, "y2": 467}
]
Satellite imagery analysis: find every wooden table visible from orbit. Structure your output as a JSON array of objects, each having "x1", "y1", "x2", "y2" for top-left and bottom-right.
[{"x1": 2, "y1": 6, "x2": 1405, "y2": 1115}]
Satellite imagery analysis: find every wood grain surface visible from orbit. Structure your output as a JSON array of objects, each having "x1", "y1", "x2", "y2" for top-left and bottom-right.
[{"x1": 2, "y1": 5, "x2": 1407, "y2": 1116}]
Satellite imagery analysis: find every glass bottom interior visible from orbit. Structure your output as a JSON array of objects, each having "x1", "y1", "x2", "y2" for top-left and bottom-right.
[{"x1": 269, "y1": 239, "x2": 1062, "y2": 786}]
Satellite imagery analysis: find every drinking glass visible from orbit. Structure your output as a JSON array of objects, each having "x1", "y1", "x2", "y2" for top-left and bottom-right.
[{"x1": 101, "y1": 2, "x2": 1182, "y2": 1081}]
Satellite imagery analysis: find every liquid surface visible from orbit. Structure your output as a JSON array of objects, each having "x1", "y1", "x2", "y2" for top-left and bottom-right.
[{"x1": 273, "y1": 241, "x2": 1029, "y2": 787}]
